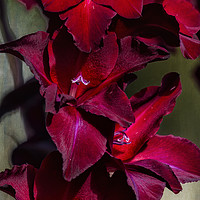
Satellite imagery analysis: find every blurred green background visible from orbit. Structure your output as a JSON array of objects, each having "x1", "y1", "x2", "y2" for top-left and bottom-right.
[{"x1": 0, "y1": 0, "x2": 199, "y2": 199}]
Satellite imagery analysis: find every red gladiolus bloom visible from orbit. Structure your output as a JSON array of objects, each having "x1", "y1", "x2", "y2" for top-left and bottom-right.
[
  {"x1": 39, "y1": 0, "x2": 143, "y2": 52},
  {"x1": 0, "y1": 28, "x2": 168, "y2": 181},
  {"x1": 108, "y1": 72, "x2": 200, "y2": 199},
  {"x1": 0, "y1": 73, "x2": 200, "y2": 200}
]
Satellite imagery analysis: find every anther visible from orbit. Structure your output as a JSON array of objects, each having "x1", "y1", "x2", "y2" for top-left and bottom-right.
[
  {"x1": 71, "y1": 74, "x2": 90, "y2": 85},
  {"x1": 113, "y1": 130, "x2": 131, "y2": 145}
]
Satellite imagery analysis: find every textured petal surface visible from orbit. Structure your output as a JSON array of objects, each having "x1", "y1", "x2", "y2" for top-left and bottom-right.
[
  {"x1": 41, "y1": 0, "x2": 81, "y2": 12},
  {"x1": 78, "y1": 36, "x2": 169, "y2": 104},
  {"x1": 133, "y1": 135, "x2": 200, "y2": 184},
  {"x1": 48, "y1": 28, "x2": 118, "y2": 97},
  {"x1": 126, "y1": 168, "x2": 166, "y2": 200},
  {"x1": 94, "y1": 0, "x2": 143, "y2": 19},
  {"x1": 112, "y1": 72, "x2": 181, "y2": 161},
  {"x1": 61, "y1": 1, "x2": 116, "y2": 52},
  {"x1": 0, "y1": 31, "x2": 51, "y2": 94},
  {"x1": 80, "y1": 83, "x2": 135, "y2": 128},
  {"x1": 34, "y1": 151, "x2": 111, "y2": 200},
  {"x1": 46, "y1": 107, "x2": 113, "y2": 181},
  {"x1": 0, "y1": 165, "x2": 36, "y2": 200}
]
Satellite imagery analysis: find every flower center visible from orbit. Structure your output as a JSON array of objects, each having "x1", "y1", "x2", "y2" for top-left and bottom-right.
[{"x1": 113, "y1": 130, "x2": 131, "y2": 145}]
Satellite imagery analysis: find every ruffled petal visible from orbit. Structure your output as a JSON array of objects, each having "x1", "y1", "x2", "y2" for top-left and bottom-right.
[
  {"x1": 94, "y1": 0, "x2": 143, "y2": 19},
  {"x1": 46, "y1": 106, "x2": 114, "y2": 181},
  {"x1": 133, "y1": 135, "x2": 200, "y2": 184},
  {"x1": 0, "y1": 31, "x2": 51, "y2": 94},
  {"x1": 61, "y1": 1, "x2": 116, "y2": 52},
  {"x1": 0, "y1": 165, "x2": 36, "y2": 200},
  {"x1": 129, "y1": 159, "x2": 182, "y2": 194},
  {"x1": 80, "y1": 83, "x2": 135, "y2": 128},
  {"x1": 112, "y1": 72, "x2": 181, "y2": 161}
]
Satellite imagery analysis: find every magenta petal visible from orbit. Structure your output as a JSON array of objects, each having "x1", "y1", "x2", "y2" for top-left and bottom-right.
[
  {"x1": 163, "y1": 0, "x2": 200, "y2": 36},
  {"x1": 62, "y1": 1, "x2": 116, "y2": 52},
  {"x1": 41, "y1": 0, "x2": 81, "y2": 12},
  {"x1": 130, "y1": 159, "x2": 182, "y2": 194},
  {"x1": 0, "y1": 31, "x2": 51, "y2": 94},
  {"x1": 126, "y1": 168, "x2": 166, "y2": 200},
  {"x1": 113, "y1": 72, "x2": 181, "y2": 161},
  {"x1": 0, "y1": 165, "x2": 36, "y2": 200},
  {"x1": 80, "y1": 83, "x2": 135, "y2": 128},
  {"x1": 46, "y1": 107, "x2": 112, "y2": 181},
  {"x1": 179, "y1": 34, "x2": 200, "y2": 59},
  {"x1": 94, "y1": 0, "x2": 143, "y2": 19},
  {"x1": 133, "y1": 135, "x2": 200, "y2": 184}
]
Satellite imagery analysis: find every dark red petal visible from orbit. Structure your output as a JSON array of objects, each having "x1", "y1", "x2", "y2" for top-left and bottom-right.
[
  {"x1": 132, "y1": 135, "x2": 200, "y2": 184},
  {"x1": 0, "y1": 31, "x2": 51, "y2": 94},
  {"x1": 179, "y1": 34, "x2": 200, "y2": 59},
  {"x1": 163, "y1": 0, "x2": 200, "y2": 34},
  {"x1": 78, "y1": 36, "x2": 169, "y2": 104},
  {"x1": 112, "y1": 73, "x2": 181, "y2": 161},
  {"x1": 41, "y1": 0, "x2": 81, "y2": 12},
  {"x1": 126, "y1": 168, "x2": 166, "y2": 200},
  {"x1": 80, "y1": 83, "x2": 135, "y2": 128},
  {"x1": 109, "y1": 4, "x2": 179, "y2": 44},
  {"x1": 129, "y1": 159, "x2": 182, "y2": 194},
  {"x1": 34, "y1": 151, "x2": 113, "y2": 200},
  {"x1": 0, "y1": 165, "x2": 36, "y2": 200},
  {"x1": 61, "y1": 1, "x2": 116, "y2": 52},
  {"x1": 17, "y1": 0, "x2": 37, "y2": 9},
  {"x1": 94, "y1": 0, "x2": 143, "y2": 19},
  {"x1": 46, "y1": 107, "x2": 113, "y2": 181},
  {"x1": 44, "y1": 83, "x2": 58, "y2": 113},
  {"x1": 75, "y1": 32, "x2": 118, "y2": 98},
  {"x1": 47, "y1": 28, "x2": 85, "y2": 95},
  {"x1": 48, "y1": 28, "x2": 118, "y2": 97}
]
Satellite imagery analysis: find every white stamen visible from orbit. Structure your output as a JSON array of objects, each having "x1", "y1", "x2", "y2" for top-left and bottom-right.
[{"x1": 71, "y1": 75, "x2": 90, "y2": 85}]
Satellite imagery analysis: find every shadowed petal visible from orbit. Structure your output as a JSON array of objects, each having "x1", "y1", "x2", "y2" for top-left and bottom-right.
[
  {"x1": 61, "y1": 1, "x2": 116, "y2": 52},
  {"x1": 0, "y1": 165, "x2": 36, "y2": 200},
  {"x1": 112, "y1": 73, "x2": 181, "y2": 161},
  {"x1": 129, "y1": 159, "x2": 182, "y2": 194},
  {"x1": 94, "y1": 0, "x2": 143, "y2": 19},
  {"x1": 133, "y1": 135, "x2": 200, "y2": 184},
  {"x1": 46, "y1": 107, "x2": 114, "y2": 181},
  {"x1": 34, "y1": 151, "x2": 111, "y2": 200},
  {"x1": 80, "y1": 83, "x2": 135, "y2": 128},
  {"x1": 126, "y1": 168, "x2": 166, "y2": 200}
]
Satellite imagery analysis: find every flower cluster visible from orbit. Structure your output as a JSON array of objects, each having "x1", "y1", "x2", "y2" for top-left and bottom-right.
[{"x1": 0, "y1": 0, "x2": 200, "y2": 199}]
